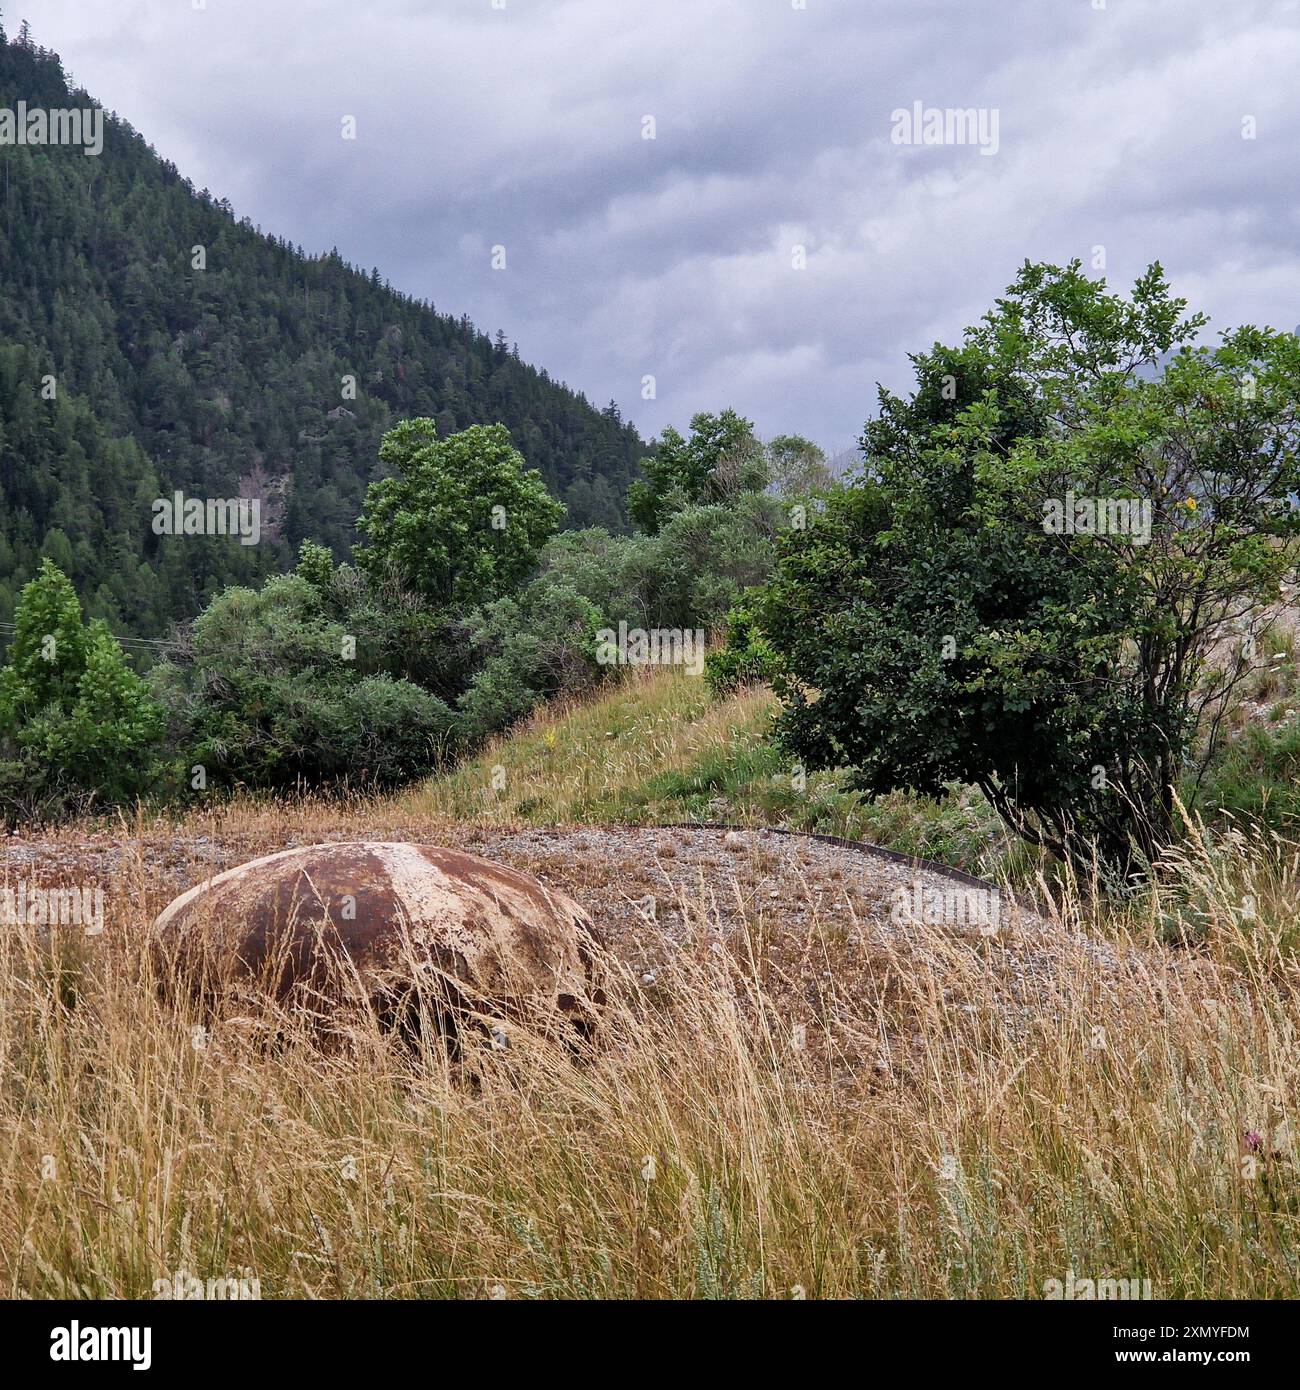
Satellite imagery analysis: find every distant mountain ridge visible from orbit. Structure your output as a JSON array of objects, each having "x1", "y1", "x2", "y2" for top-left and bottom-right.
[{"x1": 0, "y1": 20, "x2": 645, "y2": 639}]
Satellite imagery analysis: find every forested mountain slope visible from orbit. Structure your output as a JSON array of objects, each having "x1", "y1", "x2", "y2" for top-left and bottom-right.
[{"x1": 0, "y1": 22, "x2": 644, "y2": 637}]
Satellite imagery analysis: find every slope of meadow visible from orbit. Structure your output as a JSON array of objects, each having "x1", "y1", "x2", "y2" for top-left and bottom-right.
[
  {"x1": 2, "y1": 670, "x2": 1300, "y2": 1298},
  {"x1": 404, "y1": 666, "x2": 1009, "y2": 873}
]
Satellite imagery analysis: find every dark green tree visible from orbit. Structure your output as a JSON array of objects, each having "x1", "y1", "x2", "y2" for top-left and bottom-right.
[
  {"x1": 747, "y1": 262, "x2": 1300, "y2": 873},
  {"x1": 0, "y1": 560, "x2": 163, "y2": 820},
  {"x1": 628, "y1": 409, "x2": 767, "y2": 533}
]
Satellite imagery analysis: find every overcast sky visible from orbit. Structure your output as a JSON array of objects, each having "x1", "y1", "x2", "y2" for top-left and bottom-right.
[{"x1": 24, "y1": 0, "x2": 1300, "y2": 453}]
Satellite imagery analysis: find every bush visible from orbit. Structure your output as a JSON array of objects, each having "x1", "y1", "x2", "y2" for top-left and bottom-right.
[
  {"x1": 535, "y1": 495, "x2": 785, "y2": 639},
  {"x1": 0, "y1": 560, "x2": 163, "y2": 822},
  {"x1": 706, "y1": 602, "x2": 777, "y2": 694},
  {"x1": 151, "y1": 573, "x2": 458, "y2": 792},
  {"x1": 457, "y1": 579, "x2": 605, "y2": 746}
]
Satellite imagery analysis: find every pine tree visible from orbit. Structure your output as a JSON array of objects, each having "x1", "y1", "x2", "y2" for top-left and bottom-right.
[{"x1": 0, "y1": 24, "x2": 646, "y2": 649}]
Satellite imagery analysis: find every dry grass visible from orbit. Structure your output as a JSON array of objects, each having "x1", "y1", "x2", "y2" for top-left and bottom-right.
[
  {"x1": 3, "y1": 674, "x2": 1300, "y2": 1298},
  {"x1": 2, "y1": 796, "x2": 1300, "y2": 1299}
]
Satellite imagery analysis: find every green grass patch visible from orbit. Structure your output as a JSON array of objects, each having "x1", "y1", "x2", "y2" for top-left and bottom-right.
[
  {"x1": 1196, "y1": 718, "x2": 1300, "y2": 830},
  {"x1": 406, "y1": 667, "x2": 1011, "y2": 876}
]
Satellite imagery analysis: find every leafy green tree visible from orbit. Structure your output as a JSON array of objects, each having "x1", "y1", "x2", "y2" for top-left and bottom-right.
[
  {"x1": 355, "y1": 421, "x2": 565, "y2": 606},
  {"x1": 0, "y1": 559, "x2": 163, "y2": 821},
  {"x1": 628, "y1": 409, "x2": 767, "y2": 533},
  {"x1": 766, "y1": 434, "x2": 834, "y2": 499},
  {"x1": 747, "y1": 261, "x2": 1300, "y2": 873}
]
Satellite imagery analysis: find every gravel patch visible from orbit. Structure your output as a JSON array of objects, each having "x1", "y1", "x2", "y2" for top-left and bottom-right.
[{"x1": 2, "y1": 821, "x2": 1122, "y2": 1031}]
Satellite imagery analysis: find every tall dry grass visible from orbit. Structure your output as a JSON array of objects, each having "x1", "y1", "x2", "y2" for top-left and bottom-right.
[{"x1": 2, "y1": 805, "x2": 1299, "y2": 1299}]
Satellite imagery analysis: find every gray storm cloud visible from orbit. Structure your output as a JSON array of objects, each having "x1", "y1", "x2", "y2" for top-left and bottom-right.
[{"x1": 32, "y1": 0, "x2": 1300, "y2": 451}]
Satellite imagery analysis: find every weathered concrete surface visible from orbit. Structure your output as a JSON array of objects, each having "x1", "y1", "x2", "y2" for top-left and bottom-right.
[{"x1": 152, "y1": 841, "x2": 601, "y2": 1037}]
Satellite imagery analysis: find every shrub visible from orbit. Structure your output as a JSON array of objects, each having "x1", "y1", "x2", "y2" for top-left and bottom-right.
[
  {"x1": 706, "y1": 602, "x2": 777, "y2": 694},
  {"x1": 0, "y1": 560, "x2": 163, "y2": 822},
  {"x1": 457, "y1": 579, "x2": 605, "y2": 746},
  {"x1": 151, "y1": 573, "x2": 457, "y2": 792}
]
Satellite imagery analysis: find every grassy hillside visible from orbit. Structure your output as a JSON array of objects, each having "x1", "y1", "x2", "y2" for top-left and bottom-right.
[
  {"x1": 403, "y1": 666, "x2": 1009, "y2": 874},
  {"x1": 6, "y1": 662, "x2": 1300, "y2": 1298},
  {"x1": 6, "y1": 714, "x2": 1300, "y2": 1297}
]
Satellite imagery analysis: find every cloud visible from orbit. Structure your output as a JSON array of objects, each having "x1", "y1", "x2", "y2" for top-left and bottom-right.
[{"x1": 31, "y1": 0, "x2": 1300, "y2": 451}]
